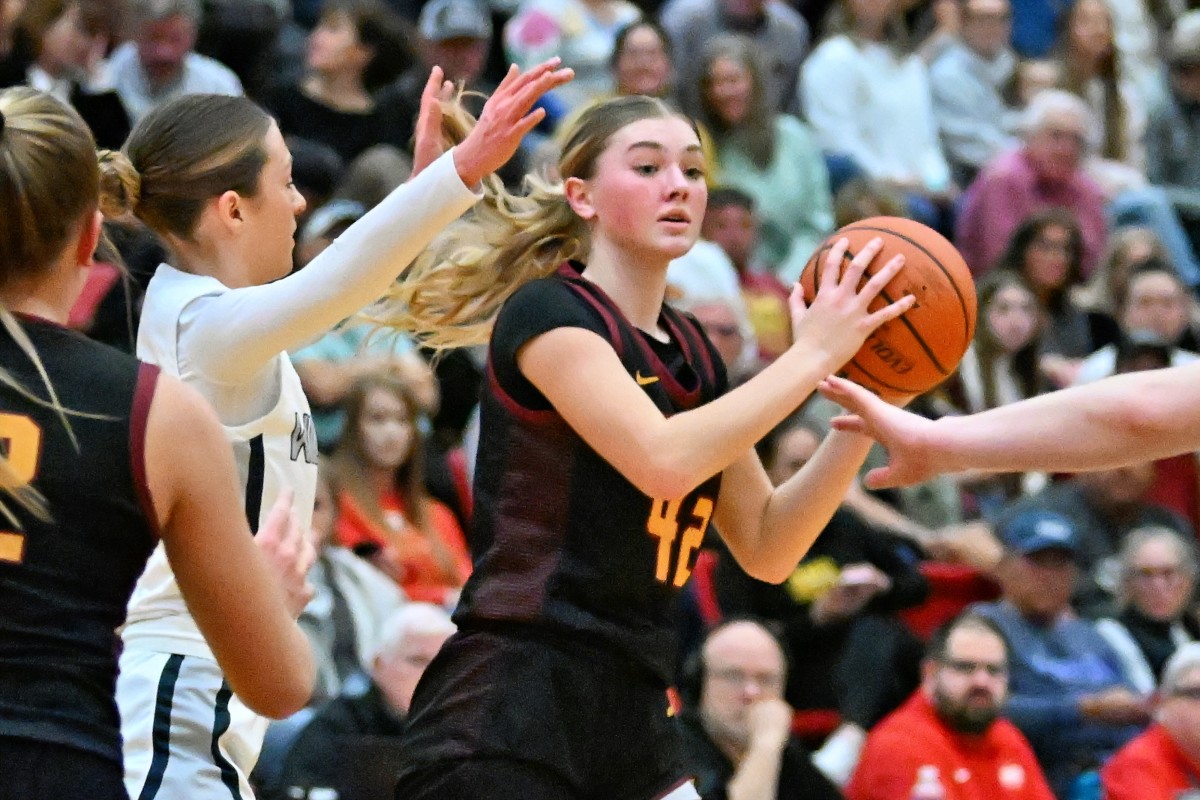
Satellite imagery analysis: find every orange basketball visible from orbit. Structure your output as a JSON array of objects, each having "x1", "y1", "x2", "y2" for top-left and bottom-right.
[{"x1": 799, "y1": 216, "x2": 977, "y2": 400}]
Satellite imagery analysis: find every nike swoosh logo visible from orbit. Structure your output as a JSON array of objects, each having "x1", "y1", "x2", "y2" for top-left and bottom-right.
[{"x1": 636, "y1": 371, "x2": 660, "y2": 386}]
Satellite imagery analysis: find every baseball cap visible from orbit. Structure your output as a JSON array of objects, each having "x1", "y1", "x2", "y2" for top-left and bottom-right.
[
  {"x1": 997, "y1": 510, "x2": 1077, "y2": 555},
  {"x1": 418, "y1": 0, "x2": 492, "y2": 42}
]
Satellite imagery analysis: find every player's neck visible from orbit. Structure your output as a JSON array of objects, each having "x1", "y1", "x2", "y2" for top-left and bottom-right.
[
  {"x1": 166, "y1": 233, "x2": 253, "y2": 289},
  {"x1": 0, "y1": 256, "x2": 81, "y2": 324},
  {"x1": 581, "y1": 241, "x2": 669, "y2": 338}
]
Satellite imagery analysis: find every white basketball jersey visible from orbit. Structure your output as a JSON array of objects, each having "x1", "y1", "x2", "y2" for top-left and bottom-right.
[{"x1": 123, "y1": 265, "x2": 318, "y2": 659}]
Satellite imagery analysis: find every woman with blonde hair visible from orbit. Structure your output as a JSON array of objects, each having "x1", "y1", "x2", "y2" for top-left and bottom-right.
[
  {"x1": 0, "y1": 86, "x2": 314, "y2": 799},
  {"x1": 380, "y1": 92, "x2": 914, "y2": 797}
]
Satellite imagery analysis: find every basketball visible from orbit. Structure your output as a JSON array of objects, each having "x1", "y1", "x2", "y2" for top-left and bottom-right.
[{"x1": 799, "y1": 216, "x2": 977, "y2": 400}]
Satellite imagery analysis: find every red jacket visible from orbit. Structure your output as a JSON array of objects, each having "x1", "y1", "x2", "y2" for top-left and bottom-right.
[
  {"x1": 848, "y1": 692, "x2": 1055, "y2": 800},
  {"x1": 1101, "y1": 724, "x2": 1200, "y2": 800}
]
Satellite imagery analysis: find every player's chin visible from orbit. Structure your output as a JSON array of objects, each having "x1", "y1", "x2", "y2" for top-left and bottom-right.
[{"x1": 656, "y1": 233, "x2": 700, "y2": 260}]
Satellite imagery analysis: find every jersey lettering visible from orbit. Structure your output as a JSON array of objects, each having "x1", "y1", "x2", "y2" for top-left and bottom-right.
[
  {"x1": 0, "y1": 413, "x2": 44, "y2": 563},
  {"x1": 646, "y1": 495, "x2": 714, "y2": 587},
  {"x1": 290, "y1": 412, "x2": 318, "y2": 465}
]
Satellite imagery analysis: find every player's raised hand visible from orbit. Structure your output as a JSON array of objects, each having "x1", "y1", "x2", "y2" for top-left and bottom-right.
[
  {"x1": 452, "y1": 58, "x2": 573, "y2": 187},
  {"x1": 818, "y1": 375, "x2": 940, "y2": 488},
  {"x1": 411, "y1": 66, "x2": 457, "y2": 178},
  {"x1": 790, "y1": 237, "x2": 914, "y2": 375},
  {"x1": 254, "y1": 489, "x2": 316, "y2": 618}
]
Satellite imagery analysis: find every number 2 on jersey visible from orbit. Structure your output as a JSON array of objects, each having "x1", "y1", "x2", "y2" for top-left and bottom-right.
[
  {"x1": 0, "y1": 413, "x2": 43, "y2": 564},
  {"x1": 647, "y1": 496, "x2": 714, "y2": 587}
]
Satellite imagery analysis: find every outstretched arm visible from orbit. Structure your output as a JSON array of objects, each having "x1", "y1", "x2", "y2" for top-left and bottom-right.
[
  {"x1": 182, "y1": 62, "x2": 573, "y2": 386},
  {"x1": 819, "y1": 362, "x2": 1200, "y2": 488}
]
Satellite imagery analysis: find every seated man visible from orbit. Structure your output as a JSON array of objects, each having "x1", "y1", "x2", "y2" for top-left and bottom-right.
[
  {"x1": 1102, "y1": 643, "x2": 1200, "y2": 799},
  {"x1": 848, "y1": 612, "x2": 1054, "y2": 800},
  {"x1": 972, "y1": 511, "x2": 1149, "y2": 796},
  {"x1": 274, "y1": 603, "x2": 455, "y2": 799},
  {"x1": 675, "y1": 619, "x2": 842, "y2": 800}
]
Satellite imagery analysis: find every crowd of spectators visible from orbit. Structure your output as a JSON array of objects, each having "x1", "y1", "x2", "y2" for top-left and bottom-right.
[{"x1": 7, "y1": 0, "x2": 1200, "y2": 797}]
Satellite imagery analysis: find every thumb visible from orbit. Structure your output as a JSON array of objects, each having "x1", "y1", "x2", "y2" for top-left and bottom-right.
[
  {"x1": 789, "y1": 282, "x2": 808, "y2": 315},
  {"x1": 863, "y1": 465, "x2": 899, "y2": 490}
]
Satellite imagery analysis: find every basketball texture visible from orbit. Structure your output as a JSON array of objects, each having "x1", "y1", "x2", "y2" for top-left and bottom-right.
[{"x1": 799, "y1": 216, "x2": 977, "y2": 400}]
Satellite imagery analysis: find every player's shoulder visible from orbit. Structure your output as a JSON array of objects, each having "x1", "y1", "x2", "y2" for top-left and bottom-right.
[
  {"x1": 504, "y1": 269, "x2": 583, "y2": 311},
  {"x1": 17, "y1": 319, "x2": 140, "y2": 385},
  {"x1": 496, "y1": 267, "x2": 608, "y2": 334}
]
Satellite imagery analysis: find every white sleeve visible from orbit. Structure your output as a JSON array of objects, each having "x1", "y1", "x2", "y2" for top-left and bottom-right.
[{"x1": 177, "y1": 150, "x2": 481, "y2": 386}]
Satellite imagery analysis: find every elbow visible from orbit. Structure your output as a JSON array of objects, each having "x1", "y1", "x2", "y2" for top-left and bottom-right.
[
  {"x1": 240, "y1": 680, "x2": 314, "y2": 721},
  {"x1": 231, "y1": 653, "x2": 316, "y2": 720},
  {"x1": 627, "y1": 457, "x2": 703, "y2": 501},
  {"x1": 744, "y1": 560, "x2": 794, "y2": 585},
  {"x1": 1110, "y1": 394, "x2": 1176, "y2": 447},
  {"x1": 725, "y1": 546, "x2": 794, "y2": 585}
]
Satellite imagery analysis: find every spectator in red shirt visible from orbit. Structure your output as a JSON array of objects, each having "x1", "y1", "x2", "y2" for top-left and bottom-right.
[
  {"x1": 1101, "y1": 642, "x2": 1200, "y2": 799},
  {"x1": 847, "y1": 611, "x2": 1055, "y2": 800}
]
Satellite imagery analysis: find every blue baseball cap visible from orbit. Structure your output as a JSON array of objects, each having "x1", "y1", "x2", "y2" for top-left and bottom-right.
[{"x1": 998, "y1": 510, "x2": 1078, "y2": 555}]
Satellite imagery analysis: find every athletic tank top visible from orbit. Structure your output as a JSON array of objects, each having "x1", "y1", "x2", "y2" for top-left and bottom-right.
[{"x1": 0, "y1": 317, "x2": 157, "y2": 762}]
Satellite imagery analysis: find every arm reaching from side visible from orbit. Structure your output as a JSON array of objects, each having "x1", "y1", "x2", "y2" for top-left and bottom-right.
[{"x1": 818, "y1": 363, "x2": 1200, "y2": 488}]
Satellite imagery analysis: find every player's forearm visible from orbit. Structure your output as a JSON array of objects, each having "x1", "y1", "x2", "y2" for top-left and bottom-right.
[
  {"x1": 648, "y1": 345, "x2": 837, "y2": 497},
  {"x1": 186, "y1": 151, "x2": 479, "y2": 384},
  {"x1": 748, "y1": 431, "x2": 874, "y2": 583},
  {"x1": 927, "y1": 366, "x2": 1199, "y2": 474}
]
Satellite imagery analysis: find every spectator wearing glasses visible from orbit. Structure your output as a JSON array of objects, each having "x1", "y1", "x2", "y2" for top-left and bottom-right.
[
  {"x1": 1101, "y1": 643, "x2": 1200, "y2": 799},
  {"x1": 847, "y1": 612, "x2": 1055, "y2": 800},
  {"x1": 1095, "y1": 527, "x2": 1200, "y2": 695},
  {"x1": 675, "y1": 618, "x2": 842, "y2": 800}
]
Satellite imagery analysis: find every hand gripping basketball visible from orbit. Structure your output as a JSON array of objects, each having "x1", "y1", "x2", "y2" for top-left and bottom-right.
[
  {"x1": 800, "y1": 217, "x2": 977, "y2": 400},
  {"x1": 790, "y1": 235, "x2": 915, "y2": 379}
]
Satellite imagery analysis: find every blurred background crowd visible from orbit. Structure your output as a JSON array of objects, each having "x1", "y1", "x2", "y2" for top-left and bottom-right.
[{"x1": 6, "y1": 0, "x2": 1200, "y2": 797}]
